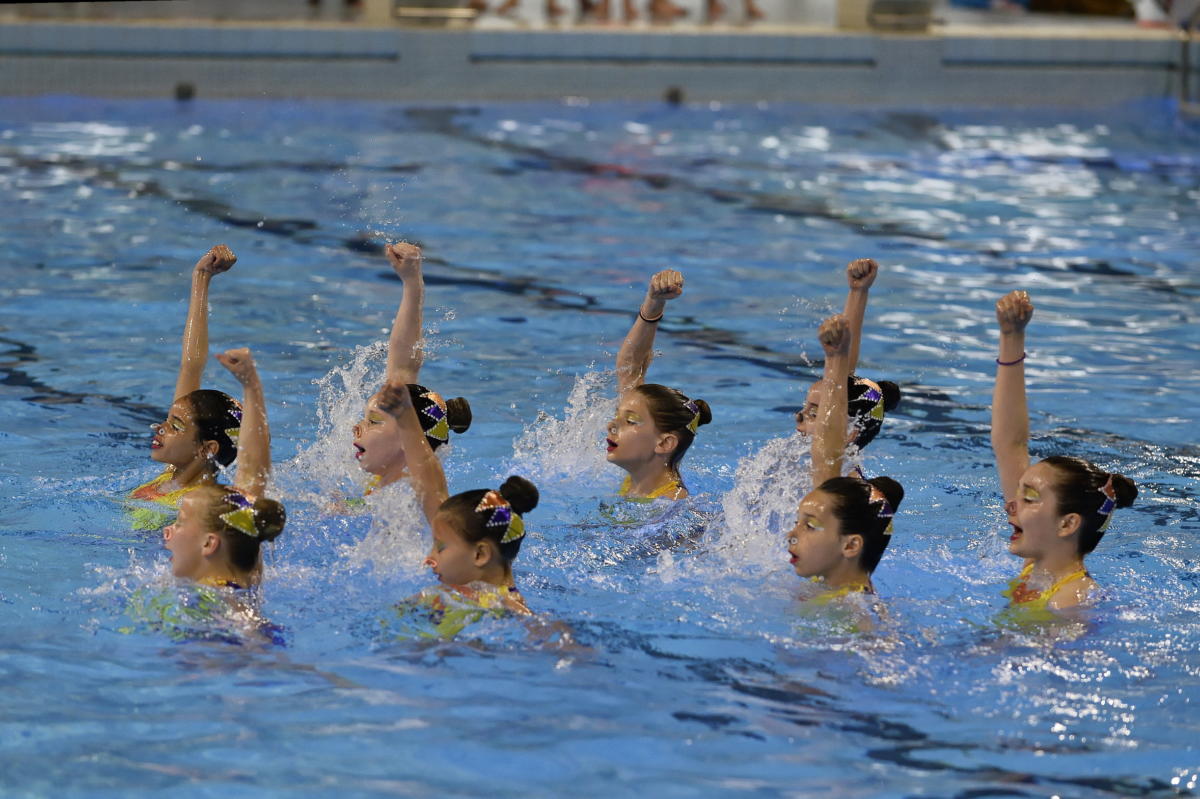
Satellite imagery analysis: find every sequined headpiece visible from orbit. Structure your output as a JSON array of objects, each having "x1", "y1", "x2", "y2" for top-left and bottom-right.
[
  {"x1": 1096, "y1": 474, "x2": 1117, "y2": 532},
  {"x1": 475, "y1": 490, "x2": 525, "y2": 544},
  {"x1": 416, "y1": 388, "x2": 450, "y2": 444},
  {"x1": 225, "y1": 406, "x2": 243, "y2": 449},
  {"x1": 219, "y1": 491, "x2": 259, "y2": 538},
  {"x1": 683, "y1": 399, "x2": 702, "y2": 435},
  {"x1": 868, "y1": 484, "x2": 895, "y2": 536}
]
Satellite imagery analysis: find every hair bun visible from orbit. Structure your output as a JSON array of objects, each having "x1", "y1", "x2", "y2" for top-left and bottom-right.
[
  {"x1": 499, "y1": 475, "x2": 539, "y2": 515},
  {"x1": 868, "y1": 475, "x2": 905, "y2": 513},
  {"x1": 879, "y1": 381, "x2": 901, "y2": 412},
  {"x1": 251, "y1": 497, "x2": 287, "y2": 542},
  {"x1": 446, "y1": 396, "x2": 472, "y2": 434},
  {"x1": 691, "y1": 398, "x2": 712, "y2": 427},
  {"x1": 1110, "y1": 473, "x2": 1137, "y2": 509}
]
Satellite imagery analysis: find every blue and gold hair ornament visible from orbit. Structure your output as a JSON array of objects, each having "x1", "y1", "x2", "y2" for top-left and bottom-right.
[
  {"x1": 684, "y1": 399, "x2": 702, "y2": 435},
  {"x1": 419, "y1": 390, "x2": 451, "y2": 444},
  {"x1": 475, "y1": 490, "x2": 525, "y2": 544},
  {"x1": 225, "y1": 406, "x2": 243, "y2": 449},
  {"x1": 219, "y1": 491, "x2": 258, "y2": 538},
  {"x1": 861, "y1": 384, "x2": 885, "y2": 422},
  {"x1": 868, "y1": 484, "x2": 894, "y2": 536},
  {"x1": 1097, "y1": 474, "x2": 1117, "y2": 532}
]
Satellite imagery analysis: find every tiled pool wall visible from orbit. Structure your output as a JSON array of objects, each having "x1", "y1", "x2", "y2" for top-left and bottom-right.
[{"x1": 0, "y1": 20, "x2": 1194, "y2": 105}]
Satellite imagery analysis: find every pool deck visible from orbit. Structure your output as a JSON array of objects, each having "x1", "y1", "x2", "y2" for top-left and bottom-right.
[{"x1": 0, "y1": 7, "x2": 1194, "y2": 106}]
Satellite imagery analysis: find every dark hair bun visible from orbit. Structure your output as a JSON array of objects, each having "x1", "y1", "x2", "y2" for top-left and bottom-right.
[
  {"x1": 499, "y1": 475, "x2": 539, "y2": 515},
  {"x1": 1111, "y1": 473, "x2": 1137, "y2": 509},
  {"x1": 446, "y1": 396, "x2": 472, "y2": 434},
  {"x1": 879, "y1": 381, "x2": 901, "y2": 412},
  {"x1": 251, "y1": 498, "x2": 287, "y2": 542},
  {"x1": 868, "y1": 475, "x2": 904, "y2": 513},
  {"x1": 692, "y1": 398, "x2": 712, "y2": 427}
]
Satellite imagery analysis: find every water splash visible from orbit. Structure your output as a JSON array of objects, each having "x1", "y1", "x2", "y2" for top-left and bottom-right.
[
  {"x1": 508, "y1": 369, "x2": 613, "y2": 490},
  {"x1": 717, "y1": 433, "x2": 813, "y2": 570}
]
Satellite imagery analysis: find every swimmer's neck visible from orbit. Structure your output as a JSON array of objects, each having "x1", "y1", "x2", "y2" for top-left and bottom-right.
[
  {"x1": 818, "y1": 561, "x2": 873, "y2": 593},
  {"x1": 169, "y1": 458, "x2": 219, "y2": 490},
  {"x1": 621, "y1": 462, "x2": 681, "y2": 499},
  {"x1": 1027, "y1": 550, "x2": 1087, "y2": 584},
  {"x1": 194, "y1": 560, "x2": 249, "y2": 589},
  {"x1": 374, "y1": 462, "x2": 411, "y2": 489}
]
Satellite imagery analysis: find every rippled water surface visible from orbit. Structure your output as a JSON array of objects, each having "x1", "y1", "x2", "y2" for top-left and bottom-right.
[{"x1": 1, "y1": 97, "x2": 1198, "y2": 797}]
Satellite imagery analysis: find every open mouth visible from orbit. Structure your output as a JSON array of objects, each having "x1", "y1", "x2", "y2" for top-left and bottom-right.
[
  {"x1": 1009, "y1": 524, "x2": 1023, "y2": 542},
  {"x1": 353, "y1": 443, "x2": 365, "y2": 460},
  {"x1": 150, "y1": 438, "x2": 162, "y2": 450},
  {"x1": 606, "y1": 438, "x2": 617, "y2": 453}
]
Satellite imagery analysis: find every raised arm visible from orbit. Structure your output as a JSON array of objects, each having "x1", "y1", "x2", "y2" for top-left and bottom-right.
[
  {"x1": 384, "y1": 243, "x2": 425, "y2": 386},
  {"x1": 376, "y1": 382, "x2": 448, "y2": 526},
  {"x1": 217, "y1": 348, "x2": 269, "y2": 498},
  {"x1": 841, "y1": 258, "x2": 877, "y2": 375},
  {"x1": 811, "y1": 314, "x2": 851, "y2": 485},
  {"x1": 615, "y1": 269, "x2": 683, "y2": 396},
  {"x1": 174, "y1": 245, "x2": 236, "y2": 402},
  {"x1": 991, "y1": 290, "x2": 1034, "y2": 503}
]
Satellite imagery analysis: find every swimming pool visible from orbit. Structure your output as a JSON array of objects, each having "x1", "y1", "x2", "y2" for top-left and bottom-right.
[{"x1": 1, "y1": 96, "x2": 1198, "y2": 797}]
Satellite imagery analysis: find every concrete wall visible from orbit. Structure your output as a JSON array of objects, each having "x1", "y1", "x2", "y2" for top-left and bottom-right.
[{"x1": 0, "y1": 20, "x2": 1192, "y2": 105}]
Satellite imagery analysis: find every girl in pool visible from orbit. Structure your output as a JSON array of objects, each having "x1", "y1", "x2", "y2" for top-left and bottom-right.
[
  {"x1": 164, "y1": 348, "x2": 285, "y2": 590},
  {"x1": 794, "y1": 258, "x2": 901, "y2": 463},
  {"x1": 991, "y1": 290, "x2": 1137, "y2": 611},
  {"x1": 375, "y1": 381, "x2": 538, "y2": 635},
  {"x1": 129, "y1": 246, "x2": 242, "y2": 526},
  {"x1": 786, "y1": 315, "x2": 905, "y2": 599},
  {"x1": 349, "y1": 243, "x2": 471, "y2": 508},
  {"x1": 608, "y1": 269, "x2": 711, "y2": 500}
]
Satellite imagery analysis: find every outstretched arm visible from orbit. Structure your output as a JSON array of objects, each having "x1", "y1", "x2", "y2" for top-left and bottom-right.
[
  {"x1": 991, "y1": 290, "x2": 1034, "y2": 503},
  {"x1": 615, "y1": 269, "x2": 683, "y2": 396},
  {"x1": 811, "y1": 315, "x2": 851, "y2": 485},
  {"x1": 841, "y1": 258, "x2": 877, "y2": 375},
  {"x1": 174, "y1": 245, "x2": 236, "y2": 402},
  {"x1": 376, "y1": 382, "x2": 448, "y2": 527},
  {"x1": 217, "y1": 348, "x2": 269, "y2": 499},
  {"x1": 384, "y1": 243, "x2": 424, "y2": 386}
]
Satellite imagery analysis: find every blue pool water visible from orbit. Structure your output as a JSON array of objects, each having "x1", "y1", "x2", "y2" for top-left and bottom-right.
[{"x1": 1, "y1": 96, "x2": 1198, "y2": 797}]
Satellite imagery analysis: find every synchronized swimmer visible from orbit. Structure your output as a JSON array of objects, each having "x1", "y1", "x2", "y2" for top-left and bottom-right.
[{"x1": 129, "y1": 244, "x2": 1139, "y2": 638}]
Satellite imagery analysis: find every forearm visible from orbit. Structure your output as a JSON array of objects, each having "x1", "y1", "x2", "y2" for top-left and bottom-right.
[
  {"x1": 616, "y1": 294, "x2": 664, "y2": 395},
  {"x1": 842, "y1": 288, "x2": 869, "y2": 373},
  {"x1": 175, "y1": 270, "x2": 213, "y2": 400},
  {"x1": 812, "y1": 353, "x2": 849, "y2": 484},
  {"x1": 235, "y1": 376, "x2": 270, "y2": 498},
  {"x1": 991, "y1": 331, "x2": 1029, "y2": 499},
  {"x1": 386, "y1": 276, "x2": 424, "y2": 385},
  {"x1": 395, "y1": 402, "x2": 449, "y2": 526}
]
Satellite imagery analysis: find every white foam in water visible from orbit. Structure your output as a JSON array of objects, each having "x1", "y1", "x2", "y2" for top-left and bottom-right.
[
  {"x1": 508, "y1": 369, "x2": 613, "y2": 490},
  {"x1": 717, "y1": 433, "x2": 814, "y2": 570},
  {"x1": 280, "y1": 340, "x2": 427, "y2": 573}
]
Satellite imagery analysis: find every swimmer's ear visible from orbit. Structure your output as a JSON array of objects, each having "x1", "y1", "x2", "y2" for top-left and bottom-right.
[
  {"x1": 1058, "y1": 513, "x2": 1083, "y2": 538},
  {"x1": 655, "y1": 431, "x2": 680, "y2": 456},
  {"x1": 473, "y1": 540, "x2": 493, "y2": 567},
  {"x1": 841, "y1": 534, "x2": 863, "y2": 561},
  {"x1": 199, "y1": 438, "x2": 220, "y2": 461}
]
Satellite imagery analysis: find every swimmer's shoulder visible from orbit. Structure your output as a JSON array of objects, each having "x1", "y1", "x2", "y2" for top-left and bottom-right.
[{"x1": 1046, "y1": 573, "x2": 1096, "y2": 611}]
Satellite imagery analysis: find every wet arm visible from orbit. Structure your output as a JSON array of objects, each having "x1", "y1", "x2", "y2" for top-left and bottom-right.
[
  {"x1": 384, "y1": 243, "x2": 424, "y2": 386},
  {"x1": 377, "y1": 383, "x2": 448, "y2": 526},
  {"x1": 991, "y1": 291, "x2": 1033, "y2": 502},
  {"x1": 842, "y1": 258, "x2": 878, "y2": 374},
  {"x1": 616, "y1": 270, "x2": 682, "y2": 396},
  {"x1": 174, "y1": 246, "x2": 235, "y2": 401},
  {"x1": 812, "y1": 316, "x2": 850, "y2": 485}
]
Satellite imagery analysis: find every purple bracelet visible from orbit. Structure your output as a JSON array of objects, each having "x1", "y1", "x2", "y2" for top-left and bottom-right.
[{"x1": 996, "y1": 352, "x2": 1027, "y2": 366}]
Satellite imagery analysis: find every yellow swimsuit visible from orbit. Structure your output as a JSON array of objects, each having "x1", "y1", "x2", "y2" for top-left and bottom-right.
[
  {"x1": 125, "y1": 469, "x2": 202, "y2": 530},
  {"x1": 393, "y1": 583, "x2": 530, "y2": 640},
  {"x1": 618, "y1": 475, "x2": 684, "y2": 501},
  {"x1": 1002, "y1": 562, "x2": 1090, "y2": 612}
]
